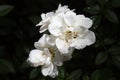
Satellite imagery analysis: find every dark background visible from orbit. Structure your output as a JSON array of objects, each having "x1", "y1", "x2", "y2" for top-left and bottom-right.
[{"x1": 0, "y1": 0, "x2": 120, "y2": 80}]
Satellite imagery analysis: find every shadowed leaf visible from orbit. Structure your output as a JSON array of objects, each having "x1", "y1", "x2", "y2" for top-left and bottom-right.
[
  {"x1": 95, "y1": 52, "x2": 108, "y2": 65},
  {"x1": 68, "y1": 69, "x2": 82, "y2": 80},
  {"x1": 91, "y1": 70, "x2": 100, "y2": 80},
  {"x1": 0, "y1": 59, "x2": 15, "y2": 74},
  {"x1": 104, "y1": 9, "x2": 118, "y2": 23},
  {"x1": 0, "y1": 5, "x2": 14, "y2": 16}
]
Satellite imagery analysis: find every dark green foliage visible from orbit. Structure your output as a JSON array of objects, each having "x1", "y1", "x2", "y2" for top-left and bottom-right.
[
  {"x1": 67, "y1": 69, "x2": 82, "y2": 80},
  {"x1": 83, "y1": 5, "x2": 100, "y2": 14},
  {"x1": 0, "y1": 0, "x2": 120, "y2": 80},
  {"x1": 0, "y1": 5, "x2": 14, "y2": 16},
  {"x1": 104, "y1": 9, "x2": 118, "y2": 23},
  {"x1": 29, "y1": 68, "x2": 41, "y2": 79},
  {"x1": 83, "y1": 75, "x2": 90, "y2": 80},
  {"x1": 111, "y1": 0, "x2": 120, "y2": 8},
  {"x1": 95, "y1": 52, "x2": 108, "y2": 65},
  {"x1": 91, "y1": 70, "x2": 100, "y2": 80},
  {"x1": 0, "y1": 59, "x2": 15, "y2": 74}
]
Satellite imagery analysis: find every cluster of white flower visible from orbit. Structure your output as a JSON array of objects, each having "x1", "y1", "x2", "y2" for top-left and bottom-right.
[{"x1": 27, "y1": 4, "x2": 96, "y2": 78}]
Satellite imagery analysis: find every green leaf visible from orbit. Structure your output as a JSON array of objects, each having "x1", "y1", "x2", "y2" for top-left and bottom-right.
[
  {"x1": 95, "y1": 52, "x2": 108, "y2": 65},
  {"x1": 68, "y1": 69, "x2": 82, "y2": 80},
  {"x1": 97, "y1": 0, "x2": 108, "y2": 6},
  {"x1": 86, "y1": 0, "x2": 96, "y2": 5},
  {"x1": 30, "y1": 68, "x2": 40, "y2": 79},
  {"x1": 113, "y1": 56, "x2": 120, "y2": 62},
  {"x1": 108, "y1": 46, "x2": 120, "y2": 56},
  {"x1": 83, "y1": 5, "x2": 100, "y2": 15},
  {"x1": 91, "y1": 15, "x2": 102, "y2": 29},
  {"x1": 91, "y1": 70, "x2": 100, "y2": 80},
  {"x1": 29, "y1": 16, "x2": 41, "y2": 25},
  {"x1": 100, "y1": 68, "x2": 114, "y2": 80},
  {"x1": 0, "y1": 5, "x2": 14, "y2": 16},
  {"x1": 104, "y1": 9, "x2": 118, "y2": 23},
  {"x1": 103, "y1": 38, "x2": 115, "y2": 45},
  {"x1": 112, "y1": 56, "x2": 120, "y2": 69},
  {"x1": 21, "y1": 61, "x2": 29, "y2": 69},
  {"x1": 108, "y1": 47, "x2": 120, "y2": 68},
  {"x1": 0, "y1": 46, "x2": 5, "y2": 56},
  {"x1": 111, "y1": 0, "x2": 120, "y2": 7},
  {"x1": 58, "y1": 67, "x2": 66, "y2": 79},
  {"x1": 0, "y1": 59, "x2": 15, "y2": 74},
  {"x1": 83, "y1": 75, "x2": 90, "y2": 80}
]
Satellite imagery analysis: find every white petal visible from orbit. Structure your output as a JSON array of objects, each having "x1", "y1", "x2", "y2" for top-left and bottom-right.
[
  {"x1": 58, "y1": 4, "x2": 62, "y2": 8},
  {"x1": 27, "y1": 49, "x2": 46, "y2": 67},
  {"x1": 62, "y1": 48, "x2": 74, "y2": 61},
  {"x1": 56, "y1": 4, "x2": 70, "y2": 13},
  {"x1": 62, "y1": 54, "x2": 72, "y2": 61},
  {"x1": 39, "y1": 24, "x2": 49, "y2": 33},
  {"x1": 36, "y1": 14, "x2": 46, "y2": 26},
  {"x1": 50, "y1": 14, "x2": 64, "y2": 27},
  {"x1": 37, "y1": 19, "x2": 49, "y2": 33},
  {"x1": 37, "y1": 12, "x2": 54, "y2": 33},
  {"x1": 43, "y1": 48, "x2": 52, "y2": 58},
  {"x1": 75, "y1": 15, "x2": 85, "y2": 27},
  {"x1": 64, "y1": 11, "x2": 76, "y2": 26},
  {"x1": 46, "y1": 35, "x2": 56, "y2": 46},
  {"x1": 80, "y1": 18, "x2": 93, "y2": 29},
  {"x1": 70, "y1": 38, "x2": 89, "y2": 49},
  {"x1": 34, "y1": 34, "x2": 48, "y2": 49},
  {"x1": 55, "y1": 38, "x2": 71, "y2": 54},
  {"x1": 42, "y1": 48, "x2": 52, "y2": 67},
  {"x1": 36, "y1": 22, "x2": 42, "y2": 26},
  {"x1": 41, "y1": 13, "x2": 46, "y2": 20},
  {"x1": 42, "y1": 63, "x2": 54, "y2": 76},
  {"x1": 49, "y1": 66, "x2": 58, "y2": 78},
  {"x1": 48, "y1": 23, "x2": 62, "y2": 36},
  {"x1": 46, "y1": 12, "x2": 54, "y2": 18},
  {"x1": 53, "y1": 50, "x2": 63, "y2": 66},
  {"x1": 85, "y1": 30, "x2": 96, "y2": 45},
  {"x1": 36, "y1": 14, "x2": 47, "y2": 26},
  {"x1": 41, "y1": 12, "x2": 54, "y2": 20},
  {"x1": 70, "y1": 31, "x2": 96, "y2": 49},
  {"x1": 45, "y1": 57, "x2": 51, "y2": 66}
]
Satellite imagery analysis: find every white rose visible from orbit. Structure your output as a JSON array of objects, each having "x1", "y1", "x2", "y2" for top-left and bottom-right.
[
  {"x1": 36, "y1": 4, "x2": 72, "y2": 33},
  {"x1": 27, "y1": 34, "x2": 66, "y2": 78},
  {"x1": 48, "y1": 11, "x2": 96, "y2": 54}
]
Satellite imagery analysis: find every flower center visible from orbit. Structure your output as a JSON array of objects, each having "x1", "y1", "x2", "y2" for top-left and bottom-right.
[
  {"x1": 43, "y1": 48, "x2": 55, "y2": 59},
  {"x1": 65, "y1": 30, "x2": 78, "y2": 42},
  {"x1": 49, "y1": 48, "x2": 55, "y2": 58}
]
